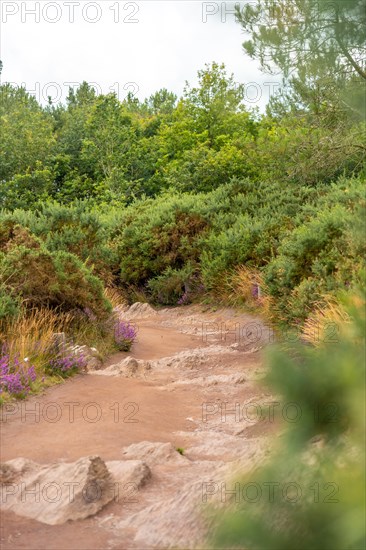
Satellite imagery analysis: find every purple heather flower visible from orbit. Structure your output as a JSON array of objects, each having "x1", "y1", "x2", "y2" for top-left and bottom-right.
[
  {"x1": 0, "y1": 348, "x2": 37, "y2": 397},
  {"x1": 47, "y1": 345, "x2": 87, "y2": 377},
  {"x1": 114, "y1": 321, "x2": 137, "y2": 351}
]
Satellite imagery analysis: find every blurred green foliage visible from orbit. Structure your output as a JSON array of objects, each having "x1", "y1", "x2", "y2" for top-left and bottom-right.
[{"x1": 210, "y1": 286, "x2": 366, "y2": 550}]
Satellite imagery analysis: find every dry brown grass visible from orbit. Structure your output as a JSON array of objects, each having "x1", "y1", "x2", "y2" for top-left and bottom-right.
[
  {"x1": 0, "y1": 308, "x2": 74, "y2": 369},
  {"x1": 226, "y1": 265, "x2": 274, "y2": 319},
  {"x1": 104, "y1": 286, "x2": 128, "y2": 309},
  {"x1": 302, "y1": 296, "x2": 351, "y2": 346}
]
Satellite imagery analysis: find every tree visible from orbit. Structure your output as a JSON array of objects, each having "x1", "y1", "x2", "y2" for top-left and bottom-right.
[
  {"x1": 236, "y1": 1, "x2": 366, "y2": 183},
  {"x1": 0, "y1": 85, "x2": 55, "y2": 182},
  {"x1": 81, "y1": 94, "x2": 134, "y2": 181},
  {"x1": 237, "y1": 0, "x2": 366, "y2": 81},
  {"x1": 183, "y1": 62, "x2": 248, "y2": 147},
  {"x1": 147, "y1": 89, "x2": 177, "y2": 115}
]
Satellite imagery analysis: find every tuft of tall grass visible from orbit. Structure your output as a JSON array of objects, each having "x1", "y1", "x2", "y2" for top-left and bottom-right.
[
  {"x1": 224, "y1": 265, "x2": 274, "y2": 319},
  {"x1": 104, "y1": 286, "x2": 128, "y2": 309},
  {"x1": 302, "y1": 296, "x2": 350, "y2": 346},
  {"x1": 0, "y1": 307, "x2": 74, "y2": 372}
]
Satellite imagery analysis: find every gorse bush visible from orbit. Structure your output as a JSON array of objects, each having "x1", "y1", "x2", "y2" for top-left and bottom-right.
[
  {"x1": 1, "y1": 172, "x2": 363, "y2": 320},
  {"x1": 0, "y1": 225, "x2": 111, "y2": 319},
  {"x1": 2, "y1": 201, "x2": 119, "y2": 283},
  {"x1": 116, "y1": 194, "x2": 209, "y2": 287},
  {"x1": 0, "y1": 285, "x2": 21, "y2": 320},
  {"x1": 110, "y1": 176, "x2": 363, "y2": 317},
  {"x1": 265, "y1": 202, "x2": 365, "y2": 322},
  {"x1": 147, "y1": 264, "x2": 203, "y2": 305}
]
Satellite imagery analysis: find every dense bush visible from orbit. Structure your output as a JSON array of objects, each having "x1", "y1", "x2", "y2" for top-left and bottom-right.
[
  {"x1": 116, "y1": 194, "x2": 209, "y2": 287},
  {"x1": 0, "y1": 225, "x2": 111, "y2": 318},
  {"x1": 1, "y1": 172, "x2": 363, "y2": 320},
  {"x1": 106, "y1": 176, "x2": 363, "y2": 316},
  {"x1": 0, "y1": 285, "x2": 21, "y2": 320},
  {"x1": 265, "y1": 203, "x2": 365, "y2": 322},
  {"x1": 8, "y1": 201, "x2": 119, "y2": 283},
  {"x1": 147, "y1": 264, "x2": 203, "y2": 305}
]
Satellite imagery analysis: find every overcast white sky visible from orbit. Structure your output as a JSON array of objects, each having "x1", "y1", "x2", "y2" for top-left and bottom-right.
[{"x1": 0, "y1": 1, "x2": 281, "y2": 110}]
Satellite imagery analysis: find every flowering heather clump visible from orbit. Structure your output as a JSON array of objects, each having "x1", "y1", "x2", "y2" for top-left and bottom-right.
[
  {"x1": 114, "y1": 320, "x2": 137, "y2": 351},
  {"x1": 47, "y1": 348, "x2": 87, "y2": 378},
  {"x1": 0, "y1": 351, "x2": 37, "y2": 397}
]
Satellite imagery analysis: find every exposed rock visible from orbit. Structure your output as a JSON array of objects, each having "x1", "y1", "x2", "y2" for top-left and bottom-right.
[
  {"x1": 91, "y1": 356, "x2": 151, "y2": 378},
  {"x1": 0, "y1": 458, "x2": 36, "y2": 484},
  {"x1": 114, "y1": 482, "x2": 208, "y2": 549},
  {"x1": 68, "y1": 344, "x2": 103, "y2": 372},
  {"x1": 0, "y1": 456, "x2": 114, "y2": 525},
  {"x1": 152, "y1": 344, "x2": 238, "y2": 371},
  {"x1": 121, "y1": 441, "x2": 188, "y2": 466},
  {"x1": 168, "y1": 373, "x2": 246, "y2": 387},
  {"x1": 106, "y1": 460, "x2": 151, "y2": 502},
  {"x1": 174, "y1": 430, "x2": 270, "y2": 461},
  {"x1": 85, "y1": 356, "x2": 103, "y2": 372},
  {"x1": 102, "y1": 438, "x2": 270, "y2": 549},
  {"x1": 122, "y1": 302, "x2": 158, "y2": 320},
  {"x1": 0, "y1": 456, "x2": 152, "y2": 525}
]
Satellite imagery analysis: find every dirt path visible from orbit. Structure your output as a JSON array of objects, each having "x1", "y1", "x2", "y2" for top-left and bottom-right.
[{"x1": 0, "y1": 305, "x2": 278, "y2": 550}]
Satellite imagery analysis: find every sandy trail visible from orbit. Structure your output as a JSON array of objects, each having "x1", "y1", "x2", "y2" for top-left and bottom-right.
[{"x1": 0, "y1": 305, "x2": 277, "y2": 550}]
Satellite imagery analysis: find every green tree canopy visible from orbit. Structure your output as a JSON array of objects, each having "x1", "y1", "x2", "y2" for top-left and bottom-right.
[
  {"x1": 237, "y1": 0, "x2": 366, "y2": 81},
  {"x1": 183, "y1": 62, "x2": 248, "y2": 146},
  {"x1": 0, "y1": 85, "x2": 55, "y2": 181}
]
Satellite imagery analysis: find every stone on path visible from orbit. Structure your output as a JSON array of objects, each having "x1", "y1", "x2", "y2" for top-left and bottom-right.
[{"x1": 0, "y1": 455, "x2": 151, "y2": 525}]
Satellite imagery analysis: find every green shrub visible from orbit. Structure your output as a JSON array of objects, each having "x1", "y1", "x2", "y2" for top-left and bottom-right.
[
  {"x1": 147, "y1": 264, "x2": 201, "y2": 305},
  {"x1": 117, "y1": 194, "x2": 209, "y2": 286},
  {"x1": 0, "y1": 163, "x2": 54, "y2": 210},
  {"x1": 0, "y1": 225, "x2": 111, "y2": 318},
  {"x1": 3, "y1": 201, "x2": 119, "y2": 284},
  {"x1": 0, "y1": 285, "x2": 21, "y2": 320},
  {"x1": 264, "y1": 204, "x2": 361, "y2": 322}
]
